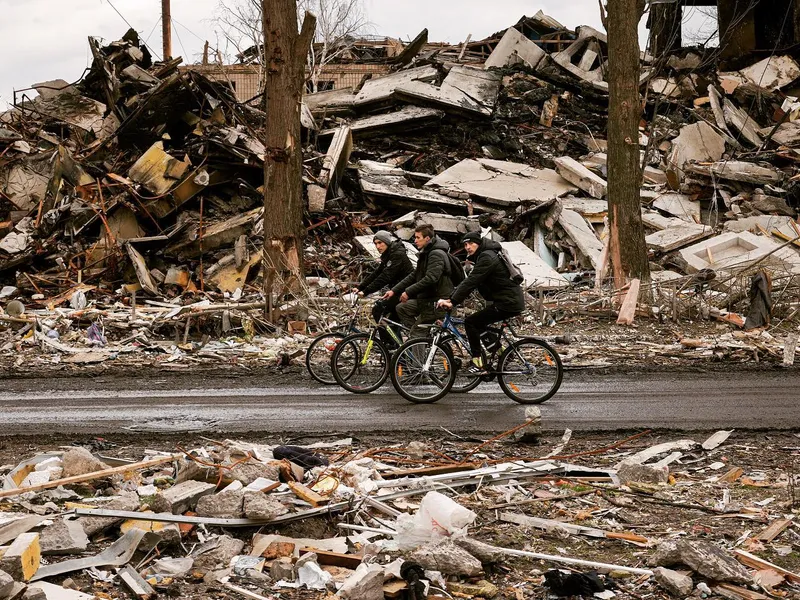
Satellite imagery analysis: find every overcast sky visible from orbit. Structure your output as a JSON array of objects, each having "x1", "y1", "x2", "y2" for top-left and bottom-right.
[{"x1": 0, "y1": 0, "x2": 715, "y2": 110}]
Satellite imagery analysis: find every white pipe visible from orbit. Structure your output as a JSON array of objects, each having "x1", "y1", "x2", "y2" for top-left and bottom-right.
[{"x1": 498, "y1": 546, "x2": 653, "y2": 576}]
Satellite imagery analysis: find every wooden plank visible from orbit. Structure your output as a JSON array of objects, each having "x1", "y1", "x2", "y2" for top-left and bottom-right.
[
  {"x1": 616, "y1": 278, "x2": 640, "y2": 325},
  {"x1": 287, "y1": 482, "x2": 329, "y2": 507},
  {"x1": 0, "y1": 454, "x2": 180, "y2": 500},
  {"x1": 119, "y1": 564, "x2": 155, "y2": 600},
  {"x1": 717, "y1": 467, "x2": 744, "y2": 483},
  {"x1": 754, "y1": 519, "x2": 793, "y2": 542},
  {"x1": 714, "y1": 583, "x2": 771, "y2": 600},
  {"x1": 734, "y1": 549, "x2": 800, "y2": 584},
  {"x1": 298, "y1": 547, "x2": 362, "y2": 569}
]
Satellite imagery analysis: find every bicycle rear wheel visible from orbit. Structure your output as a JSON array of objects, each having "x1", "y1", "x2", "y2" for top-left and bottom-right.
[
  {"x1": 498, "y1": 338, "x2": 563, "y2": 404},
  {"x1": 331, "y1": 332, "x2": 390, "y2": 394},
  {"x1": 305, "y1": 332, "x2": 346, "y2": 385},
  {"x1": 440, "y1": 334, "x2": 481, "y2": 394},
  {"x1": 390, "y1": 338, "x2": 456, "y2": 404}
]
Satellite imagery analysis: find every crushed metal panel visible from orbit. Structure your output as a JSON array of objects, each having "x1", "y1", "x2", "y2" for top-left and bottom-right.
[
  {"x1": 0, "y1": 157, "x2": 53, "y2": 211},
  {"x1": 32, "y1": 79, "x2": 78, "y2": 100},
  {"x1": 31, "y1": 93, "x2": 106, "y2": 134},
  {"x1": 485, "y1": 27, "x2": 545, "y2": 69},
  {"x1": 679, "y1": 231, "x2": 800, "y2": 275},
  {"x1": 740, "y1": 55, "x2": 800, "y2": 91},
  {"x1": 558, "y1": 209, "x2": 603, "y2": 269},
  {"x1": 108, "y1": 206, "x2": 145, "y2": 241},
  {"x1": 501, "y1": 240, "x2": 569, "y2": 290},
  {"x1": 318, "y1": 126, "x2": 352, "y2": 194},
  {"x1": 128, "y1": 142, "x2": 190, "y2": 195},
  {"x1": 425, "y1": 159, "x2": 577, "y2": 206},
  {"x1": 395, "y1": 66, "x2": 502, "y2": 117},
  {"x1": 125, "y1": 243, "x2": 159, "y2": 295}
]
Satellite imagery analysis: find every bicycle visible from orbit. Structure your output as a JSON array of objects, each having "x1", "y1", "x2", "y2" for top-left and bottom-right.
[
  {"x1": 305, "y1": 296, "x2": 363, "y2": 385},
  {"x1": 390, "y1": 312, "x2": 563, "y2": 404},
  {"x1": 330, "y1": 314, "x2": 407, "y2": 393}
]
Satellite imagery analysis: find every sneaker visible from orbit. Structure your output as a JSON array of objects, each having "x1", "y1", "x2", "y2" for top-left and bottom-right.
[{"x1": 466, "y1": 357, "x2": 488, "y2": 376}]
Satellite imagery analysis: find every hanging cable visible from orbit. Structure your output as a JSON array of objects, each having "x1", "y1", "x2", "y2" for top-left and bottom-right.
[
  {"x1": 172, "y1": 17, "x2": 190, "y2": 62},
  {"x1": 104, "y1": 0, "x2": 162, "y2": 60}
]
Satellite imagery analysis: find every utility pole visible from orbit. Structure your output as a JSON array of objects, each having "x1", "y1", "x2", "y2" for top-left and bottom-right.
[
  {"x1": 162, "y1": 0, "x2": 172, "y2": 60},
  {"x1": 606, "y1": 0, "x2": 650, "y2": 295},
  {"x1": 261, "y1": 0, "x2": 317, "y2": 317}
]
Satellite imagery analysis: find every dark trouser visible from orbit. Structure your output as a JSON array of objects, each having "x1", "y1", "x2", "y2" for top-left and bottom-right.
[
  {"x1": 372, "y1": 296, "x2": 400, "y2": 324},
  {"x1": 465, "y1": 305, "x2": 520, "y2": 358},
  {"x1": 396, "y1": 299, "x2": 445, "y2": 340}
]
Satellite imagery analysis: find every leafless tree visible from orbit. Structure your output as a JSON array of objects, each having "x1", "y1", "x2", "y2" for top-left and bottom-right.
[{"x1": 214, "y1": 0, "x2": 369, "y2": 94}]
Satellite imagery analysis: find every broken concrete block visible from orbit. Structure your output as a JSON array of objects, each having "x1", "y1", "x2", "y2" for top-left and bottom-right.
[
  {"x1": 318, "y1": 126, "x2": 352, "y2": 193},
  {"x1": 723, "y1": 98, "x2": 762, "y2": 147},
  {"x1": 270, "y1": 557, "x2": 295, "y2": 581},
  {"x1": 646, "y1": 224, "x2": 712, "y2": 253},
  {"x1": 395, "y1": 66, "x2": 502, "y2": 117},
  {"x1": 652, "y1": 193, "x2": 700, "y2": 223},
  {"x1": 554, "y1": 156, "x2": 607, "y2": 199},
  {"x1": 242, "y1": 492, "x2": 289, "y2": 520},
  {"x1": 195, "y1": 490, "x2": 245, "y2": 519},
  {"x1": 149, "y1": 480, "x2": 216, "y2": 515},
  {"x1": 0, "y1": 569, "x2": 13, "y2": 599},
  {"x1": 38, "y1": 518, "x2": 89, "y2": 556},
  {"x1": 617, "y1": 460, "x2": 669, "y2": 485},
  {"x1": 77, "y1": 492, "x2": 139, "y2": 537},
  {"x1": 485, "y1": 26, "x2": 545, "y2": 69},
  {"x1": 192, "y1": 535, "x2": 246, "y2": 572},
  {"x1": 558, "y1": 209, "x2": 604, "y2": 269},
  {"x1": 60, "y1": 448, "x2": 109, "y2": 478},
  {"x1": 649, "y1": 540, "x2": 682, "y2": 567},
  {"x1": 750, "y1": 192, "x2": 795, "y2": 216},
  {"x1": 0, "y1": 533, "x2": 40, "y2": 582},
  {"x1": 22, "y1": 584, "x2": 46, "y2": 600},
  {"x1": 740, "y1": 55, "x2": 800, "y2": 91},
  {"x1": 337, "y1": 564, "x2": 385, "y2": 600},
  {"x1": 226, "y1": 460, "x2": 281, "y2": 486},
  {"x1": 409, "y1": 540, "x2": 483, "y2": 577},
  {"x1": 653, "y1": 567, "x2": 694, "y2": 597},
  {"x1": 425, "y1": 159, "x2": 577, "y2": 206},
  {"x1": 674, "y1": 541, "x2": 752, "y2": 584},
  {"x1": 27, "y1": 582, "x2": 95, "y2": 600},
  {"x1": 4, "y1": 582, "x2": 26, "y2": 600},
  {"x1": 354, "y1": 65, "x2": 438, "y2": 108},
  {"x1": 453, "y1": 538, "x2": 506, "y2": 564},
  {"x1": 666, "y1": 121, "x2": 726, "y2": 186},
  {"x1": 679, "y1": 231, "x2": 800, "y2": 276}
]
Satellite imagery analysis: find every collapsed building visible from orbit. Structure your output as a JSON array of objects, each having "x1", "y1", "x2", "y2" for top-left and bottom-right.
[{"x1": 0, "y1": 10, "x2": 799, "y2": 360}]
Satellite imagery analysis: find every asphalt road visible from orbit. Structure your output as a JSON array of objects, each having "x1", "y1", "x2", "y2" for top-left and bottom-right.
[{"x1": 0, "y1": 368, "x2": 797, "y2": 435}]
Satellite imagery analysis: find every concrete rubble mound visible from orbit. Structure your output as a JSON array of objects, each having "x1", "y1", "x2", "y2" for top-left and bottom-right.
[
  {"x1": 0, "y1": 14, "x2": 799, "y2": 373},
  {"x1": 0, "y1": 427, "x2": 796, "y2": 599}
]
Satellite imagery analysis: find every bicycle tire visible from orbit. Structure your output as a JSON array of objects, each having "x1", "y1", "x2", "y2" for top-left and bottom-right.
[
  {"x1": 390, "y1": 337, "x2": 456, "y2": 404},
  {"x1": 440, "y1": 334, "x2": 481, "y2": 394},
  {"x1": 305, "y1": 332, "x2": 346, "y2": 385},
  {"x1": 497, "y1": 338, "x2": 563, "y2": 404},
  {"x1": 331, "y1": 332, "x2": 390, "y2": 394}
]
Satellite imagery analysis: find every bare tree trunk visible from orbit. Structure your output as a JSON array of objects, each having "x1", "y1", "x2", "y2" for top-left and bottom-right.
[
  {"x1": 262, "y1": 0, "x2": 316, "y2": 314},
  {"x1": 606, "y1": 0, "x2": 650, "y2": 293}
]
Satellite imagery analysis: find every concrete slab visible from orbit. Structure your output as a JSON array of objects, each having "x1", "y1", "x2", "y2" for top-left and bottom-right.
[
  {"x1": 343, "y1": 106, "x2": 444, "y2": 138},
  {"x1": 652, "y1": 193, "x2": 700, "y2": 222},
  {"x1": 723, "y1": 215, "x2": 798, "y2": 239},
  {"x1": 723, "y1": 98, "x2": 762, "y2": 146},
  {"x1": 667, "y1": 122, "x2": 726, "y2": 184},
  {"x1": 679, "y1": 231, "x2": 800, "y2": 275},
  {"x1": 501, "y1": 241, "x2": 569, "y2": 289},
  {"x1": 558, "y1": 209, "x2": 604, "y2": 269},
  {"x1": 318, "y1": 125, "x2": 352, "y2": 195},
  {"x1": 554, "y1": 156, "x2": 607, "y2": 198},
  {"x1": 761, "y1": 121, "x2": 800, "y2": 147},
  {"x1": 641, "y1": 209, "x2": 686, "y2": 231},
  {"x1": 740, "y1": 55, "x2": 800, "y2": 90},
  {"x1": 354, "y1": 66, "x2": 438, "y2": 108},
  {"x1": 646, "y1": 224, "x2": 712, "y2": 252},
  {"x1": 684, "y1": 161, "x2": 782, "y2": 185},
  {"x1": 485, "y1": 27, "x2": 545, "y2": 70},
  {"x1": 560, "y1": 197, "x2": 608, "y2": 222},
  {"x1": 395, "y1": 66, "x2": 502, "y2": 117},
  {"x1": 425, "y1": 159, "x2": 577, "y2": 206}
]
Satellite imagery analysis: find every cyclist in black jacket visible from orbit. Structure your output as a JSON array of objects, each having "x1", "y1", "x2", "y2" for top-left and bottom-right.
[
  {"x1": 354, "y1": 230, "x2": 413, "y2": 324},
  {"x1": 438, "y1": 231, "x2": 524, "y2": 373}
]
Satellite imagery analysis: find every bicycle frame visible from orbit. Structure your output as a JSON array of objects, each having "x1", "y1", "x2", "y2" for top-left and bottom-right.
[{"x1": 359, "y1": 316, "x2": 407, "y2": 366}]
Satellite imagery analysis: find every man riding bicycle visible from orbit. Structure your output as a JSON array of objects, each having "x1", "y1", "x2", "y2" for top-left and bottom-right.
[
  {"x1": 384, "y1": 224, "x2": 454, "y2": 340},
  {"x1": 437, "y1": 232, "x2": 524, "y2": 374},
  {"x1": 353, "y1": 230, "x2": 413, "y2": 326}
]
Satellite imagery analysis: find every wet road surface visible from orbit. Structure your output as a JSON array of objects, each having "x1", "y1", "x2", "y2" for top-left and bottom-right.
[{"x1": 0, "y1": 368, "x2": 797, "y2": 434}]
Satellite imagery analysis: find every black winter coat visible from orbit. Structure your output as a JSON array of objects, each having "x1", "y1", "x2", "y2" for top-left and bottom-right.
[
  {"x1": 392, "y1": 236, "x2": 454, "y2": 300},
  {"x1": 357, "y1": 240, "x2": 414, "y2": 295},
  {"x1": 450, "y1": 239, "x2": 525, "y2": 312}
]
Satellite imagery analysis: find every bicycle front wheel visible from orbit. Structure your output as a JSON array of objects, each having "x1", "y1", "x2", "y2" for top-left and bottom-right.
[
  {"x1": 331, "y1": 333, "x2": 390, "y2": 394},
  {"x1": 441, "y1": 334, "x2": 481, "y2": 394},
  {"x1": 390, "y1": 338, "x2": 456, "y2": 404},
  {"x1": 305, "y1": 332, "x2": 345, "y2": 385},
  {"x1": 498, "y1": 338, "x2": 563, "y2": 404}
]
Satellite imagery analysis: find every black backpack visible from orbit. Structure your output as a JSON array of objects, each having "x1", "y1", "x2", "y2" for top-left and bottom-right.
[{"x1": 434, "y1": 249, "x2": 465, "y2": 285}]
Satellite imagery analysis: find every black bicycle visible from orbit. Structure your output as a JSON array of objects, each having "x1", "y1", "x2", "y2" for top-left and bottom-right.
[
  {"x1": 305, "y1": 297, "x2": 362, "y2": 385},
  {"x1": 390, "y1": 313, "x2": 563, "y2": 404}
]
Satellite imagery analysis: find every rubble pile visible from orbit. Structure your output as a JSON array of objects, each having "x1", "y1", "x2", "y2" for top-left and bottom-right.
[
  {"x1": 1, "y1": 12, "x2": 800, "y2": 369},
  {"x1": 0, "y1": 428, "x2": 799, "y2": 599}
]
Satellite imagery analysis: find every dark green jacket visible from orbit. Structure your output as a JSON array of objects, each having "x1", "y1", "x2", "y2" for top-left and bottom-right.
[
  {"x1": 358, "y1": 240, "x2": 414, "y2": 295},
  {"x1": 392, "y1": 236, "x2": 454, "y2": 300},
  {"x1": 450, "y1": 239, "x2": 524, "y2": 312}
]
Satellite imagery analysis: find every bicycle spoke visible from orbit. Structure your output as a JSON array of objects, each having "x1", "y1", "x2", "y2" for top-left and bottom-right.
[{"x1": 499, "y1": 339, "x2": 562, "y2": 404}]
